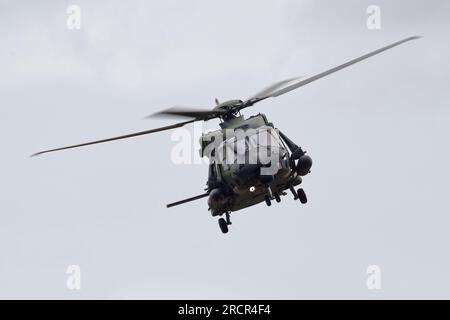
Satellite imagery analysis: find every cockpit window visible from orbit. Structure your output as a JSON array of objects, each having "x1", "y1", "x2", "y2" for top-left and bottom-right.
[
  {"x1": 217, "y1": 128, "x2": 283, "y2": 167},
  {"x1": 248, "y1": 128, "x2": 281, "y2": 149}
]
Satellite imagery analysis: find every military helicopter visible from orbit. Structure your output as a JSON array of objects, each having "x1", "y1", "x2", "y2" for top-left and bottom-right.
[{"x1": 33, "y1": 36, "x2": 420, "y2": 233}]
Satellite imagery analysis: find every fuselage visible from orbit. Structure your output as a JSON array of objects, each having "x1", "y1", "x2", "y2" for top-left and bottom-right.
[{"x1": 200, "y1": 113, "x2": 303, "y2": 215}]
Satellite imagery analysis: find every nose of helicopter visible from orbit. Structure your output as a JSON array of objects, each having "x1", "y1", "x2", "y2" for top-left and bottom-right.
[
  {"x1": 235, "y1": 164, "x2": 261, "y2": 181},
  {"x1": 234, "y1": 160, "x2": 280, "y2": 183},
  {"x1": 234, "y1": 163, "x2": 277, "y2": 188}
]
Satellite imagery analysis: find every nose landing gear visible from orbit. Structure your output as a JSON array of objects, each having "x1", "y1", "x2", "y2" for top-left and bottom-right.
[
  {"x1": 274, "y1": 193, "x2": 281, "y2": 203},
  {"x1": 265, "y1": 187, "x2": 284, "y2": 206},
  {"x1": 264, "y1": 195, "x2": 272, "y2": 206}
]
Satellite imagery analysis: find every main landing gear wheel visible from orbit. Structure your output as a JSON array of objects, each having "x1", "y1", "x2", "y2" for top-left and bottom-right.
[
  {"x1": 264, "y1": 195, "x2": 272, "y2": 206},
  {"x1": 297, "y1": 188, "x2": 307, "y2": 204},
  {"x1": 218, "y1": 218, "x2": 228, "y2": 234},
  {"x1": 218, "y1": 212, "x2": 232, "y2": 234}
]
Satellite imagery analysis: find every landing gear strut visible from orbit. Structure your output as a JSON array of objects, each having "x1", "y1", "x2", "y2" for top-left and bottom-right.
[
  {"x1": 289, "y1": 185, "x2": 298, "y2": 200},
  {"x1": 225, "y1": 212, "x2": 232, "y2": 225}
]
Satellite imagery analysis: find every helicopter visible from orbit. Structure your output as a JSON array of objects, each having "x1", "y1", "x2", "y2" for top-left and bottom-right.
[{"x1": 33, "y1": 36, "x2": 420, "y2": 233}]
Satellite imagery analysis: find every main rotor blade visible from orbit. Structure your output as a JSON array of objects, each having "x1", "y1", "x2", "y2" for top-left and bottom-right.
[
  {"x1": 150, "y1": 106, "x2": 224, "y2": 120},
  {"x1": 246, "y1": 76, "x2": 302, "y2": 101},
  {"x1": 246, "y1": 36, "x2": 421, "y2": 105},
  {"x1": 31, "y1": 119, "x2": 195, "y2": 157}
]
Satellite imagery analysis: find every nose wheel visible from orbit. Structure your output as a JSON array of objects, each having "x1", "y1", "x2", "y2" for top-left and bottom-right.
[
  {"x1": 264, "y1": 184, "x2": 274, "y2": 206},
  {"x1": 264, "y1": 195, "x2": 272, "y2": 206},
  {"x1": 274, "y1": 193, "x2": 281, "y2": 203}
]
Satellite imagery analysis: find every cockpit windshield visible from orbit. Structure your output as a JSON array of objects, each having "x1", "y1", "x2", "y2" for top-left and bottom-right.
[
  {"x1": 247, "y1": 128, "x2": 281, "y2": 149},
  {"x1": 217, "y1": 127, "x2": 283, "y2": 165}
]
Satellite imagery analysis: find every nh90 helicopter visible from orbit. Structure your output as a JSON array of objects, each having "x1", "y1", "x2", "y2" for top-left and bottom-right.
[{"x1": 33, "y1": 36, "x2": 420, "y2": 233}]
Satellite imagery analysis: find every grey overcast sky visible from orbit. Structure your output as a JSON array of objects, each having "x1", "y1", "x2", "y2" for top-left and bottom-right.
[{"x1": 0, "y1": 0, "x2": 449, "y2": 299}]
